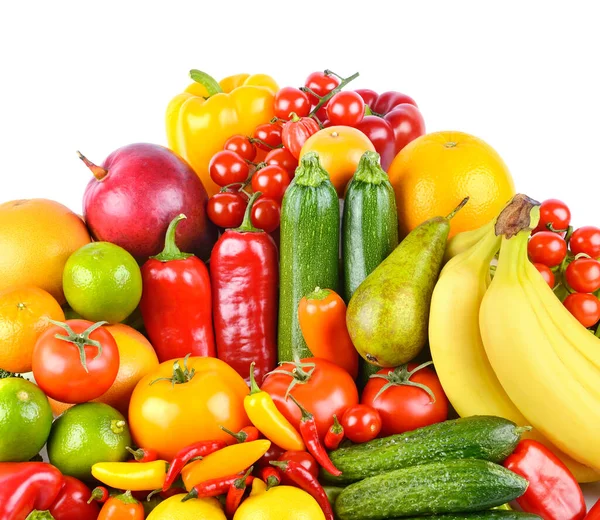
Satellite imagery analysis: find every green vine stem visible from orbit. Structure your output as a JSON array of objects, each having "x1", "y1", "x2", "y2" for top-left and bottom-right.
[{"x1": 304, "y1": 70, "x2": 360, "y2": 118}]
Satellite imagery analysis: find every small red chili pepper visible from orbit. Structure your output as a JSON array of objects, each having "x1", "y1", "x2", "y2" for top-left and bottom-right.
[
  {"x1": 259, "y1": 466, "x2": 281, "y2": 490},
  {"x1": 225, "y1": 466, "x2": 254, "y2": 517},
  {"x1": 586, "y1": 498, "x2": 600, "y2": 520},
  {"x1": 162, "y1": 439, "x2": 227, "y2": 491},
  {"x1": 181, "y1": 470, "x2": 254, "y2": 502},
  {"x1": 503, "y1": 439, "x2": 586, "y2": 520},
  {"x1": 270, "y1": 460, "x2": 334, "y2": 520},
  {"x1": 324, "y1": 414, "x2": 344, "y2": 451},
  {"x1": 126, "y1": 446, "x2": 158, "y2": 463},
  {"x1": 287, "y1": 395, "x2": 342, "y2": 477},
  {"x1": 220, "y1": 425, "x2": 260, "y2": 444},
  {"x1": 87, "y1": 486, "x2": 109, "y2": 504}
]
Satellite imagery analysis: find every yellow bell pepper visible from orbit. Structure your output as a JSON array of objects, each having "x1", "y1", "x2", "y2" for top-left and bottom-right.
[
  {"x1": 166, "y1": 70, "x2": 279, "y2": 196},
  {"x1": 91, "y1": 460, "x2": 168, "y2": 491}
]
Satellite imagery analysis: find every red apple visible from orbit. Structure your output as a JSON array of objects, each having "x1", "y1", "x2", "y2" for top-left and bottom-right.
[{"x1": 80, "y1": 143, "x2": 216, "y2": 261}]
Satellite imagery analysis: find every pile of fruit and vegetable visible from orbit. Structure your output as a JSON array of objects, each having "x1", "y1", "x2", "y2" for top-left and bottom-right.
[{"x1": 1, "y1": 68, "x2": 599, "y2": 520}]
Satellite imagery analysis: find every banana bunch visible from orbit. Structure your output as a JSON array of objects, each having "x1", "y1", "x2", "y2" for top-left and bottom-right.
[{"x1": 430, "y1": 194, "x2": 600, "y2": 481}]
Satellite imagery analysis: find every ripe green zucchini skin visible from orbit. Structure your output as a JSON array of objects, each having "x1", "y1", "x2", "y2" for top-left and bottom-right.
[
  {"x1": 393, "y1": 512, "x2": 541, "y2": 520},
  {"x1": 334, "y1": 459, "x2": 528, "y2": 520},
  {"x1": 323, "y1": 415, "x2": 527, "y2": 483},
  {"x1": 278, "y1": 152, "x2": 340, "y2": 362}
]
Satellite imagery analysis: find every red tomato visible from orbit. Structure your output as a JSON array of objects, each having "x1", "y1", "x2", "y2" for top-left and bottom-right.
[
  {"x1": 355, "y1": 116, "x2": 396, "y2": 171},
  {"x1": 340, "y1": 404, "x2": 382, "y2": 443},
  {"x1": 384, "y1": 104, "x2": 426, "y2": 154},
  {"x1": 32, "y1": 320, "x2": 119, "y2": 403},
  {"x1": 533, "y1": 263, "x2": 556, "y2": 288},
  {"x1": 274, "y1": 87, "x2": 311, "y2": 119},
  {"x1": 265, "y1": 147, "x2": 298, "y2": 177},
  {"x1": 304, "y1": 71, "x2": 340, "y2": 104},
  {"x1": 282, "y1": 116, "x2": 321, "y2": 159},
  {"x1": 251, "y1": 165, "x2": 290, "y2": 202},
  {"x1": 326, "y1": 91, "x2": 365, "y2": 127},
  {"x1": 355, "y1": 89, "x2": 379, "y2": 108},
  {"x1": 209, "y1": 151, "x2": 249, "y2": 187},
  {"x1": 527, "y1": 231, "x2": 568, "y2": 267},
  {"x1": 207, "y1": 191, "x2": 247, "y2": 228},
  {"x1": 533, "y1": 199, "x2": 571, "y2": 234},
  {"x1": 251, "y1": 197, "x2": 281, "y2": 233},
  {"x1": 224, "y1": 135, "x2": 256, "y2": 162},
  {"x1": 361, "y1": 363, "x2": 449, "y2": 436},
  {"x1": 564, "y1": 293, "x2": 600, "y2": 328},
  {"x1": 570, "y1": 226, "x2": 600, "y2": 259},
  {"x1": 252, "y1": 123, "x2": 283, "y2": 151},
  {"x1": 279, "y1": 450, "x2": 319, "y2": 479},
  {"x1": 49, "y1": 476, "x2": 100, "y2": 520},
  {"x1": 565, "y1": 258, "x2": 600, "y2": 293},
  {"x1": 261, "y1": 357, "x2": 359, "y2": 442}
]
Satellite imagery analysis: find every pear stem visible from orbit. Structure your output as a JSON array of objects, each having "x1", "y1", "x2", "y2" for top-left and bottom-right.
[
  {"x1": 446, "y1": 197, "x2": 469, "y2": 220},
  {"x1": 77, "y1": 151, "x2": 108, "y2": 180}
]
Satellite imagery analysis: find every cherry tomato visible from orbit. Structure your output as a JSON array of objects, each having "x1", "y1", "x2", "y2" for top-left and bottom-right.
[
  {"x1": 265, "y1": 147, "x2": 298, "y2": 177},
  {"x1": 355, "y1": 89, "x2": 379, "y2": 108},
  {"x1": 355, "y1": 116, "x2": 396, "y2": 171},
  {"x1": 32, "y1": 320, "x2": 119, "y2": 403},
  {"x1": 570, "y1": 226, "x2": 600, "y2": 259},
  {"x1": 565, "y1": 257, "x2": 600, "y2": 293},
  {"x1": 209, "y1": 151, "x2": 249, "y2": 187},
  {"x1": 362, "y1": 363, "x2": 448, "y2": 436},
  {"x1": 326, "y1": 91, "x2": 365, "y2": 127},
  {"x1": 274, "y1": 87, "x2": 311, "y2": 119},
  {"x1": 527, "y1": 231, "x2": 568, "y2": 267},
  {"x1": 207, "y1": 192, "x2": 247, "y2": 228},
  {"x1": 251, "y1": 197, "x2": 281, "y2": 233},
  {"x1": 224, "y1": 135, "x2": 256, "y2": 162},
  {"x1": 384, "y1": 104, "x2": 426, "y2": 154},
  {"x1": 563, "y1": 293, "x2": 600, "y2": 328},
  {"x1": 533, "y1": 263, "x2": 556, "y2": 288},
  {"x1": 304, "y1": 71, "x2": 340, "y2": 104},
  {"x1": 282, "y1": 116, "x2": 321, "y2": 159},
  {"x1": 279, "y1": 450, "x2": 319, "y2": 479},
  {"x1": 533, "y1": 199, "x2": 571, "y2": 234},
  {"x1": 340, "y1": 404, "x2": 382, "y2": 443},
  {"x1": 251, "y1": 165, "x2": 290, "y2": 202},
  {"x1": 252, "y1": 123, "x2": 283, "y2": 151}
]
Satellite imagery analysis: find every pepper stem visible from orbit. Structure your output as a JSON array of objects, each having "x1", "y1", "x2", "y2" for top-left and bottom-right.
[
  {"x1": 446, "y1": 197, "x2": 470, "y2": 220},
  {"x1": 77, "y1": 151, "x2": 108, "y2": 180},
  {"x1": 305, "y1": 287, "x2": 331, "y2": 301},
  {"x1": 150, "y1": 354, "x2": 196, "y2": 386},
  {"x1": 235, "y1": 192, "x2": 262, "y2": 233},
  {"x1": 287, "y1": 393, "x2": 313, "y2": 420},
  {"x1": 87, "y1": 486, "x2": 108, "y2": 504},
  {"x1": 269, "y1": 460, "x2": 288, "y2": 472},
  {"x1": 115, "y1": 490, "x2": 139, "y2": 505},
  {"x1": 189, "y1": 70, "x2": 224, "y2": 97},
  {"x1": 266, "y1": 474, "x2": 280, "y2": 490},
  {"x1": 369, "y1": 361, "x2": 437, "y2": 403},
  {"x1": 25, "y1": 512, "x2": 55, "y2": 520},
  {"x1": 126, "y1": 446, "x2": 145, "y2": 461},
  {"x1": 330, "y1": 414, "x2": 343, "y2": 434},
  {"x1": 181, "y1": 488, "x2": 198, "y2": 503},
  {"x1": 220, "y1": 425, "x2": 248, "y2": 443},
  {"x1": 49, "y1": 319, "x2": 107, "y2": 373},
  {"x1": 235, "y1": 466, "x2": 254, "y2": 489},
  {"x1": 151, "y1": 214, "x2": 193, "y2": 262},
  {"x1": 289, "y1": 112, "x2": 301, "y2": 123},
  {"x1": 248, "y1": 362, "x2": 262, "y2": 395}
]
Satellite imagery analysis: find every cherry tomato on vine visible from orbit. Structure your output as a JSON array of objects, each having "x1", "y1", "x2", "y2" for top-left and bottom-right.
[
  {"x1": 341, "y1": 404, "x2": 382, "y2": 443},
  {"x1": 251, "y1": 165, "x2": 290, "y2": 202},
  {"x1": 326, "y1": 91, "x2": 365, "y2": 127},
  {"x1": 533, "y1": 263, "x2": 555, "y2": 288},
  {"x1": 252, "y1": 123, "x2": 283, "y2": 151},
  {"x1": 565, "y1": 257, "x2": 600, "y2": 293},
  {"x1": 278, "y1": 451, "x2": 319, "y2": 479},
  {"x1": 570, "y1": 226, "x2": 600, "y2": 259},
  {"x1": 563, "y1": 293, "x2": 600, "y2": 328},
  {"x1": 304, "y1": 71, "x2": 340, "y2": 105},
  {"x1": 274, "y1": 87, "x2": 311, "y2": 119},
  {"x1": 251, "y1": 197, "x2": 281, "y2": 233},
  {"x1": 527, "y1": 231, "x2": 567, "y2": 267},
  {"x1": 533, "y1": 199, "x2": 571, "y2": 234},
  {"x1": 209, "y1": 151, "x2": 249, "y2": 187},
  {"x1": 265, "y1": 147, "x2": 298, "y2": 176},
  {"x1": 207, "y1": 191, "x2": 247, "y2": 228},
  {"x1": 224, "y1": 135, "x2": 256, "y2": 162}
]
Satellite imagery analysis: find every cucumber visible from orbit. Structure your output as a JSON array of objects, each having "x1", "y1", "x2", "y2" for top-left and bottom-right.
[
  {"x1": 323, "y1": 415, "x2": 527, "y2": 483},
  {"x1": 278, "y1": 152, "x2": 340, "y2": 361},
  {"x1": 393, "y1": 512, "x2": 541, "y2": 520},
  {"x1": 334, "y1": 459, "x2": 528, "y2": 520}
]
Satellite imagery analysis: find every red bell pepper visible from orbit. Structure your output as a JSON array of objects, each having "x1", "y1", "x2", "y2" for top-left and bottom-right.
[
  {"x1": 503, "y1": 439, "x2": 586, "y2": 520},
  {"x1": 140, "y1": 214, "x2": 216, "y2": 362},
  {"x1": 210, "y1": 192, "x2": 278, "y2": 383},
  {"x1": 586, "y1": 499, "x2": 600, "y2": 519},
  {"x1": 48, "y1": 476, "x2": 100, "y2": 520},
  {"x1": 0, "y1": 462, "x2": 64, "y2": 520}
]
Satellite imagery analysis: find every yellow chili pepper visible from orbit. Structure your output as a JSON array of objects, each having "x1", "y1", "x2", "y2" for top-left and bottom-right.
[
  {"x1": 181, "y1": 439, "x2": 271, "y2": 491},
  {"x1": 244, "y1": 362, "x2": 305, "y2": 452},
  {"x1": 166, "y1": 70, "x2": 279, "y2": 197},
  {"x1": 91, "y1": 460, "x2": 168, "y2": 491}
]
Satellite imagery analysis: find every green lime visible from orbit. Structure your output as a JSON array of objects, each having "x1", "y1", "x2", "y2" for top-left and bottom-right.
[
  {"x1": 0, "y1": 377, "x2": 53, "y2": 461},
  {"x1": 47, "y1": 402, "x2": 131, "y2": 482},
  {"x1": 63, "y1": 242, "x2": 142, "y2": 323}
]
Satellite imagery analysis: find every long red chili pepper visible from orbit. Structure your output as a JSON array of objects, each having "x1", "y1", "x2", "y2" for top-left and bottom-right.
[
  {"x1": 270, "y1": 460, "x2": 334, "y2": 520},
  {"x1": 259, "y1": 466, "x2": 281, "y2": 490},
  {"x1": 324, "y1": 414, "x2": 344, "y2": 451},
  {"x1": 221, "y1": 425, "x2": 261, "y2": 444},
  {"x1": 126, "y1": 446, "x2": 158, "y2": 463},
  {"x1": 210, "y1": 192, "x2": 278, "y2": 383},
  {"x1": 287, "y1": 395, "x2": 342, "y2": 477},
  {"x1": 140, "y1": 214, "x2": 216, "y2": 362},
  {"x1": 87, "y1": 486, "x2": 109, "y2": 504},
  {"x1": 225, "y1": 466, "x2": 254, "y2": 517},
  {"x1": 162, "y1": 439, "x2": 227, "y2": 491},
  {"x1": 182, "y1": 471, "x2": 254, "y2": 502}
]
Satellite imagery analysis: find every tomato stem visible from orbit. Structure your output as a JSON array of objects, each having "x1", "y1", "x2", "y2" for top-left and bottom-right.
[
  {"x1": 267, "y1": 358, "x2": 317, "y2": 399},
  {"x1": 369, "y1": 361, "x2": 437, "y2": 403},
  {"x1": 308, "y1": 71, "x2": 360, "y2": 118},
  {"x1": 248, "y1": 137, "x2": 283, "y2": 150},
  {"x1": 150, "y1": 354, "x2": 196, "y2": 386},
  {"x1": 49, "y1": 319, "x2": 107, "y2": 373}
]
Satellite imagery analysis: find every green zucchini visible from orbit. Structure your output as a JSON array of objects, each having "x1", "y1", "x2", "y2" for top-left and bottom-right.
[
  {"x1": 278, "y1": 152, "x2": 340, "y2": 361},
  {"x1": 393, "y1": 512, "x2": 541, "y2": 520},
  {"x1": 323, "y1": 415, "x2": 527, "y2": 483},
  {"x1": 334, "y1": 459, "x2": 528, "y2": 520}
]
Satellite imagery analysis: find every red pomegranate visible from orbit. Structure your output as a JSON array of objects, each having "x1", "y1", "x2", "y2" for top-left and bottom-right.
[{"x1": 80, "y1": 143, "x2": 217, "y2": 261}]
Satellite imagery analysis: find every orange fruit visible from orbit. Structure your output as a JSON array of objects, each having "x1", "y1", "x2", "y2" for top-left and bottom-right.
[
  {"x1": 0, "y1": 199, "x2": 91, "y2": 304},
  {"x1": 387, "y1": 131, "x2": 516, "y2": 239},
  {"x1": 49, "y1": 324, "x2": 159, "y2": 416},
  {"x1": 0, "y1": 286, "x2": 65, "y2": 373}
]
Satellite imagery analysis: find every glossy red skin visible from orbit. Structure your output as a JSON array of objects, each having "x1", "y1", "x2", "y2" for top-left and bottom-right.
[
  {"x1": 83, "y1": 143, "x2": 216, "y2": 262},
  {"x1": 326, "y1": 91, "x2": 364, "y2": 127},
  {"x1": 49, "y1": 476, "x2": 100, "y2": 520},
  {"x1": 533, "y1": 199, "x2": 571, "y2": 234},
  {"x1": 563, "y1": 293, "x2": 600, "y2": 328},
  {"x1": 533, "y1": 263, "x2": 556, "y2": 288},
  {"x1": 224, "y1": 135, "x2": 257, "y2": 162},
  {"x1": 571, "y1": 226, "x2": 600, "y2": 259},
  {"x1": 304, "y1": 72, "x2": 340, "y2": 104},
  {"x1": 209, "y1": 150, "x2": 249, "y2": 187},
  {"x1": 253, "y1": 123, "x2": 283, "y2": 151},
  {"x1": 282, "y1": 117, "x2": 321, "y2": 159},
  {"x1": 355, "y1": 89, "x2": 379, "y2": 108},
  {"x1": 210, "y1": 228, "x2": 278, "y2": 383},
  {"x1": 251, "y1": 165, "x2": 290, "y2": 202},
  {"x1": 586, "y1": 498, "x2": 600, "y2": 519},
  {"x1": 528, "y1": 231, "x2": 568, "y2": 267},
  {"x1": 140, "y1": 256, "x2": 215, "y2": 362},
  {"x1": 341, "y1": 404, "x2": 382, "y2": 443},
  {"x1": 207, "y1": 192, "x2": 247, "y2": 228},
  {"x1": 356, "y1": 116, "x2": 397, "y2": 170},
  {"x1": 265, "y1": 148, "x2": 298, "y2": 177},
  {"x1": 274, "y1": 87, "x2": 311, "y2": 119},
  {"x1": 384, "y1": 104, "x2": 426, "y2": 154},
  {"x1": 251, "y1": 198, "x2": 281, "y2": 234},
  {"x1": 372, "y1": 91, "x2": 418, "y2": 112},
  {"x1": 279, "y1": 451, "x2": 319, "y2": 479},
  {"x1": 362, "y1": 365, "x2": 449, "y2": 436},
  {"x1": 565, "y1": 258, "x2": 600, "y2": 293},
  {"x1": 256, "y1": 443, "x2": 285, "y2": 470},
  {"x1": 32, "y1": 320, "x2": 119, "y2": 403},
  {"x1": 261, "y1": 358, "x2": 359, "y2": 442}
]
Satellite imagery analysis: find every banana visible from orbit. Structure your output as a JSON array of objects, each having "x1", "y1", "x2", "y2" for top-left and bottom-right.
[{"x1": 443, "y1": 218, "x2": 494, "y2": 263}]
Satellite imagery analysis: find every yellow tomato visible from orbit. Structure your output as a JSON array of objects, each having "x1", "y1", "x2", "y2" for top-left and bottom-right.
[
  {"x1": 299, "y1": 125, "x2": 375, "y2": 196},
  {"x1": 128, "y1": 356, "x2": 250, "y2": 460},
  {"x1": 147, "y1": 494, "x2": 225, "y2": 520}
]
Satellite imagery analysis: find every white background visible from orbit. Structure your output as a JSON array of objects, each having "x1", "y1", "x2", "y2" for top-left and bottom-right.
[{"x1": 1, "y1": 0, "x2": 600, "y2": 505}]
